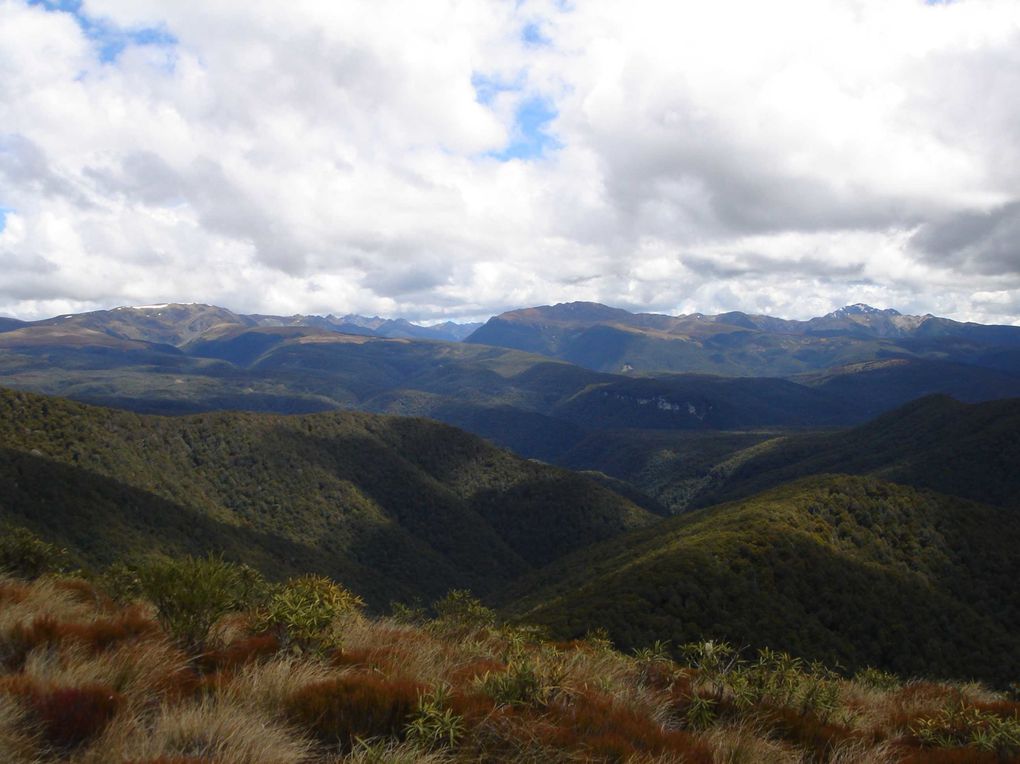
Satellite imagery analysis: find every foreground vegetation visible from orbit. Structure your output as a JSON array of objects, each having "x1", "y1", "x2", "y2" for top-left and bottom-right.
[{"x1": 0, "y1": 544, "x2": 1018, "y2": 764}]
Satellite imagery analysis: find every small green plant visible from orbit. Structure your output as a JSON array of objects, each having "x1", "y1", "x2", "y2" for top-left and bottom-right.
[
  {"x1": 854, "y1": 666, "x2": 901, "y2": 691},
  {"x1": 476, "y1": 659, "x2": 545, "y2": 707},
  {"x1": 583, "y1": 626, "x2": 614, "y2": 652},
  {"x1": 633, "y1": 639, "x2": 671, "y2": 664},
  {"x1": 0, "y1": 525, "x2": 71, "y2": 579},
  {"x1": 390, "y1": 598, "x2": 427, "y2": 625},
  {"x1": 914, "y1": 700, "x2": 1020, "y2": 757},
  {"x1": 258, "y1": 574, "x2": 364, "y2": 651},
  {"x1": 685, "y1": 695, "x2": 717, "y2": 730},
  {"x1": 405, "y1": 686, "x2": 465, "y2": 750},
  {"x1": 135, "y1": 553, "x2": 255, "y2": 651},
  {"x1": 680, "y1": 640, "x2": 740, "y2": 701}
]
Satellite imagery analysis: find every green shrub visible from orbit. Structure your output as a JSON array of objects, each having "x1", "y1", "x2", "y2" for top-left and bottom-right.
[
  {"x1": 431, "y1": 590, "x2": 496, "y2": 632},
  {"x1": 0, "y1": 525, "x2": 71, "y2": 579},
  {"x1": 258, "y1": 574, "x2": 364, "y2": 651},
  {"x1": 97, "y1": 561, "x2": 144, "y2": 603},
  {"x1": 476, "y1": 659, "x2": 545, "y2": 707},
  {"x1": 135, "y1": 554, "x2": 256, "y2": 651},
  {"x1": 405, "y1": 686, "x2": 464, "y2": 750},
  {"x1": 389, "y1": 598, "x2": 427, "y2": 625},
  {"x1": 914, "y1": 701, "x2": 1020, "y2": 757}
]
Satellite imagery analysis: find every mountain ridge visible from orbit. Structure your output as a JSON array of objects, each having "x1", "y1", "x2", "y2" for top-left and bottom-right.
[{"x1": 465, "y1": 301, "x2": 1020, "y2": 375}]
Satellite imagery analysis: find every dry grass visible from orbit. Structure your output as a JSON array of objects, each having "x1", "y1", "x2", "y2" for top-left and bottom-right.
[
  {"x1": 0, "y1": 694, "x2": 40, "y2": 764},
  {"x1": 1, "y1": 573, "x2": 1017, "y2": 763},
  {"x1": 82, "y1": 698, "x2": 313, "y2": 764},
  {"x1": 220, "y1": 654, "x2": 343, "y2": 715},
  {"x1": 20, "y1": 639, "x2": 189, "y2": 702},
  {"x1": 701, "y1": 721, "x2": 804, "y2": 763}
]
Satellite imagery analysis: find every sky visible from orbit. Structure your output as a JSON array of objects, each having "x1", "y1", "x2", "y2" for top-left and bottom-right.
[{"x1": 1, "y1": 0, "x2": 1020, "y2": 324}]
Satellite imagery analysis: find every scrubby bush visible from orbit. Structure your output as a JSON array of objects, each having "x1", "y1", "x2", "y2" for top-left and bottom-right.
[
  {"x1": 431, "y1": 590, "x2": 496, "y2": 632},
  {"x1": 257, "y1": 574, "x2": 364, "y2": 651},
  {"x1": 405, "y1": 686, "x2": 464, "y2": 750},
  {"x1": 476, "y1": 659, "x2": 545, "y2": 708},
  {"x1": 0, "y1": 526, "x2": 71, "y2": 579},
  {"x1": 914, "y1": 700, "x2": 1020, "y2": 758},
  {"x1": 135, "y1": 554, "x2": 259, "y2": 651}
]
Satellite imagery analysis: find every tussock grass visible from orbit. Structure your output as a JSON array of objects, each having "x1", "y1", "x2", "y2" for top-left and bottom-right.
[{"x1": 0, "y1": 573, "x2": 1017, "y2": 763}]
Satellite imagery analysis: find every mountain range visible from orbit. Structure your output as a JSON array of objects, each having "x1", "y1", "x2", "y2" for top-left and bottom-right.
[
  {"x1": 466, "y1": 301, "x2": 1020, "y2": 376},
  {"x1": 2, "y1": 300, "x2": 1020, "y2": 516}
]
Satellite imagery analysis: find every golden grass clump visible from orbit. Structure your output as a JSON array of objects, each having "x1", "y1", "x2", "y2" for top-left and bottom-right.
[{"x1": 90, "y1": 698, "x2": 313, "y2": 764}]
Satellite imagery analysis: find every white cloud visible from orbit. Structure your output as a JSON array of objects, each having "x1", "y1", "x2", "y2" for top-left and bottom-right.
[{"x1": 1, "y1": 0, "x2": 1019, "y2": 324}]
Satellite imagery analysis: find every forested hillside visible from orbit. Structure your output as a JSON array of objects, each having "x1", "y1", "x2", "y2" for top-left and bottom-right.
[
  {"x1": 691, "y1": 395, "x2": 1020, "y2": 510},
  {"x1": 0, "y1": 388, "x2": 654, "y2": 606},
  {"x1": 507, "y1": 475, "x2": 1020, "y2": 684}
]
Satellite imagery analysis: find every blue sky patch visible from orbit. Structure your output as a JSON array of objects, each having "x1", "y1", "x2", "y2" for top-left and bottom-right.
[
  {"x1": 28, "y1": 0, "x2": 176, "y2": 64},
  {"x1": 521, "y1": 22, "x2": 549, "y2": 47},
  {"x1": 471, "y1": 72, "x2": 522, "y2": 106},
  {"x1": 490, "y1": 96, "x2": 560, "y2": 161},
  {"x1": 0, "y1": 207, "x2": 11, "y2": 234}
]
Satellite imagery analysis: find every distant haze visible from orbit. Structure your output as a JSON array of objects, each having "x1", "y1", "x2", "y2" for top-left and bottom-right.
[{"x1": 1, "y1": 1, "x2": 1019, "y2": 324}]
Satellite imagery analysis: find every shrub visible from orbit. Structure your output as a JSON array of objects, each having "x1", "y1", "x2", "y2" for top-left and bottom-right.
[
  {"x1": 431, "y1": 590, "x2": 496, "y2": 632},
  {"x1": 913, "y1": 701, "x2": 1020, "y2": 758},
  {"x1": 135, "y1": 555, "x2": 256, "y2": 651},
  {"x1": 257, "y1": 575, "x2": 364, "y2": 651},
  {"x1": 99, "y1": 561, "x2": 145, "y2": 603},
  {"x1": 476, "y1": 659, "x2": 545, "y2": 708},
  {"x1": 855, "y1": 666, "x2": 901, "y2": 691},
  {"x1": 0, "y1": 526, "x2": 71, "y2": 579},
  {"x1": 405, "y1": 686, "x2": 465, "y2": 750},
  {"x1": 390, "y1": 599, "x2": 427, "y2": 625}
]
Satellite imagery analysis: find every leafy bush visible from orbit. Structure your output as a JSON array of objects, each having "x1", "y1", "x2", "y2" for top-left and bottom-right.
[
  {"x1": 389, "y1": 599, "x2": 427, "y2": 625},
  {"x1": 135, "y1": 554, "x2": 258, "y2": 651},
  {"x1": 431, "y1": 590, "x2": 496, "y2": 632},
  {"x1": 914, "y1": 701, "x2": 1020, "y2": 758},
  {"x1": 257, "y1": 574, "x2": 364, "y2": 651},
  {"x1": 0, "y1": 526, "x2": 71, "y2": 579},
  {"x1": 476, "y1": 659, "x2": 545, "y2": 708},
  {"x1": 405, "y1": 686, "x2": 464, "y2": 750}
]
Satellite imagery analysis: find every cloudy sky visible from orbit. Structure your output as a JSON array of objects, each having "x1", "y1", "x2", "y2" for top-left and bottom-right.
[{"x1": 1, "y1": 0, "x2": 1019, "y2": 323}]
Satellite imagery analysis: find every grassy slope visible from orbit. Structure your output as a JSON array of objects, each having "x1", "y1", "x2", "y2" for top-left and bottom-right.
[
  {"x1": 0, "y1": 388, "x2": 655, "y2": 606},
  {"x1": 4, "y1": 573, "x2": 1018, "y2": 763},
  {"x1": 506, "y1": 475, "x2": 1020, "y2": 683}
]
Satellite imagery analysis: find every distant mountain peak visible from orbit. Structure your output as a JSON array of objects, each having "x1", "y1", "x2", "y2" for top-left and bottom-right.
[{"x1": 830, "y1": 304, "x2": 901, "y2": 317}]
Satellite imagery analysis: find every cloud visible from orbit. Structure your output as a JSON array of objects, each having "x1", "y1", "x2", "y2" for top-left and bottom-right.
[
  {"x1": 1, "y1": 0, "x2": 1019, "y2": 324},
  {"x1": 910, "y1": 202, "x2": 1020, "y2": 275}
]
